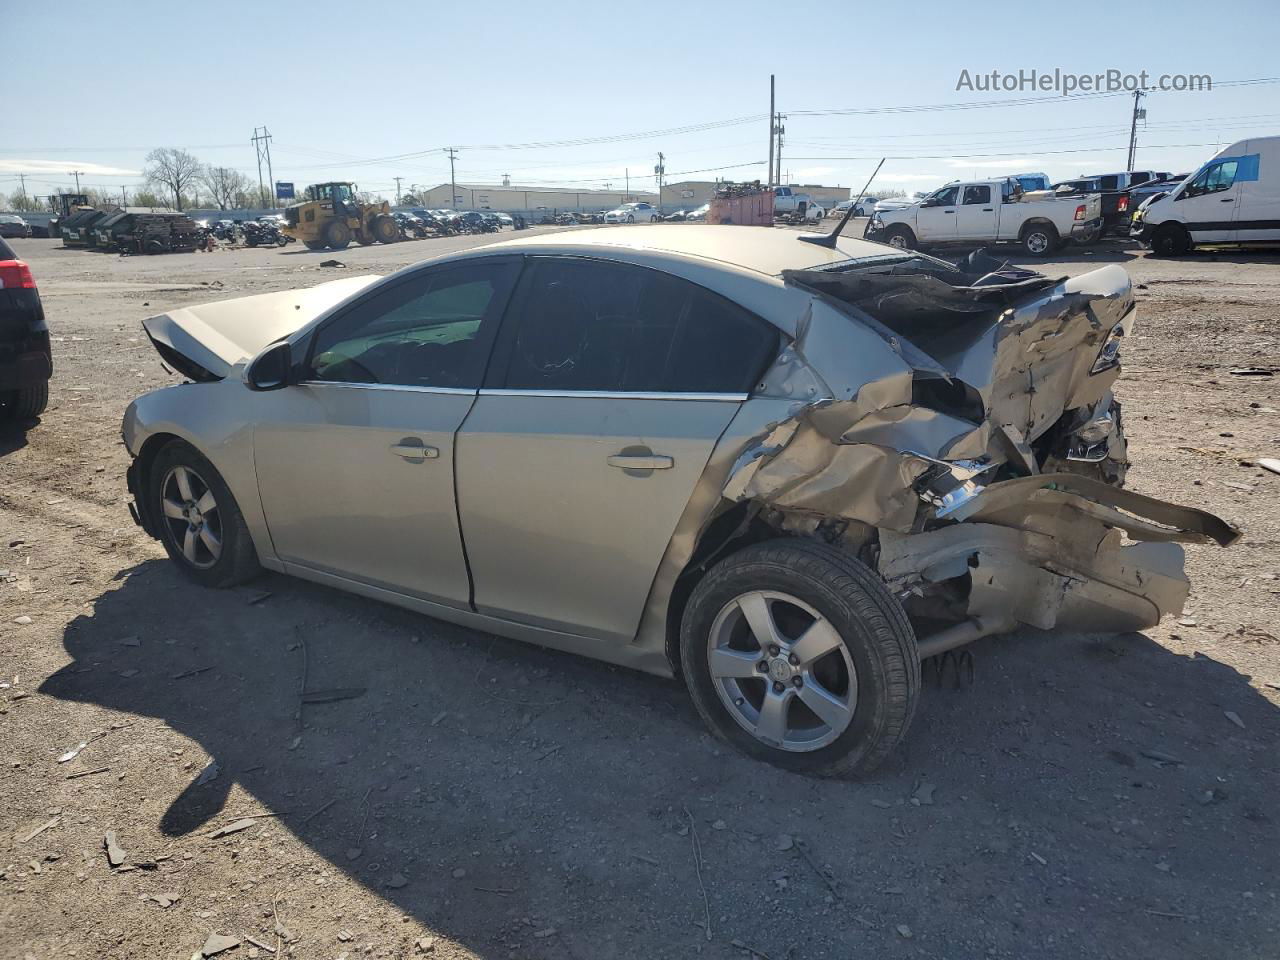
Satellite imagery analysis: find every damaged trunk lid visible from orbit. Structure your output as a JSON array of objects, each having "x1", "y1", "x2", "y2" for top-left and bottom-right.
[{"x1": 142, "y1": 275, "x2": 381, "y2": 381}]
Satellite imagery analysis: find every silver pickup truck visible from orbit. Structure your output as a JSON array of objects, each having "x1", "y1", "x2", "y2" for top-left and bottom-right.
[{"x1": 865, "y1": 179, "x2": 1103, "y2": 256}]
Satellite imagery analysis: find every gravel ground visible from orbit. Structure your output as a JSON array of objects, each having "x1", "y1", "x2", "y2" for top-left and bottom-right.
[{"x1": 1, "y1": 228, "x2": 1278, "y2": 960}]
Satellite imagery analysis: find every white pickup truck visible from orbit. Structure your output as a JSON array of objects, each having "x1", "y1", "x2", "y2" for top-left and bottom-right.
[
  {"x1": 772, "y1": 186, "x2": 824, "y2": 220},
  {"x1": 864, "y1": 179, "x2": 1102, "y2": 256}
]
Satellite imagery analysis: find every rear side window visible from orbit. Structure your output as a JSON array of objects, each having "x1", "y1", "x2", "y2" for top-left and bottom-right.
[
  {"x1": 0, "y1": 237, "x2": 15, "y2": 260},
  {"x1": 962, "y1": 185, "x2": 991, "y2": 204},
  {"x1": 494, "y1": 258, "x2": 779, "y2": 394},
  {"x1": 1099, "y1": 175, "x2": 1119, "y2": 190}
]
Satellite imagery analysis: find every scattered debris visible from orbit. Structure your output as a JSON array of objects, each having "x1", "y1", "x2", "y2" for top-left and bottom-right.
[
  {"x1": 208, "y1": 819, "x2": 258, "y2": 839},
  {"x1": 245, "y1": 590, "x2": 272, "y2": 605},
  {"x1": 911, "y1": 782, "x2": 936, "y2": 806},
  {"x1": 775, "y1": 834, "x2": 794, "y2": 852},
  {"x1": 319, "y1": 259, "x2": 346, "y2": 268},
  {"x1": 194, "y1": 761, "x2": 220, "y2": 786},
  {"x1": 172, "y1": 666, "x2": 214, "y2": 680},
  {"x1": 244, "y1": 935, "x2": 275, "y2": 953},
  {"x1": 1145, "y1": 909, "x2": 1192, "y2": 920},
  {"x1": 532, "y1": 927, "x2": 558, "y2": 939},
  {"x1": 337, "y1": 930, "x2": 354, "y2": 942},
  {"x1": 1224, "y1": 710, "x2": 1246, "y2": 729},
  {"x1": 451, "y1": 868, "x2": 467, "y2": 879},
  {"x1": 117, "y1": 635, "x2": 141, "y2": 647},
  {"x1": 474, "y1": 885, "x2": 518, "y2": 895},
  {"x1": 1141, "y1": 749, "x2": 1184, "y2": 765},
  {"x1": 869, "y1": 799, "x2": 893, "y2": 809},
  {"x1": 430, "y1": 711, "x2": 447, "y2": 727},
  {"x1": 1259, "y1": 458, "x2": 1280, "y2": 476},
  {"x1": 896, "y1": 924, "x2": 914, "y2": 939},
  {"x1": 633, "y1": 854, "x2": 659, "y2": 866},
  {"x1": 730, "y1": 939, "x2": 772, "y2": 959},
  {"x1": 1229, "y1": 367, "x2": 1274, "y2": 377},
  {"x1": 300, "y1": 687, "x2": 366, "y2": 704},
  {"x1": 386, "y1": 873, "x2": 409, "y2": 889},
  {"x1": 66, "y1": 766, "x2": 109, "y2": 780},
  {"x1": 201, "y1": 932, "x2": 241, "y2": 957},
  {"x1": 1030, "y1": 851, "x2": 1048, "y2": 866},
  {"x1": 146, "y1": 892, "x2": 179, "y2": 908},
  {"x1": 711, "y1": 819, "x2": 727, "y2": 830},
  {"x1": 301, "y1": 798, "x2": 337, "y2": 824},
  {"x1": 13, "y1": 615, "x2": 32, "y2": 625},
  {"x1": 103, "y1": 830, "x2": 126, "y2": 867},
  {"x1": 19, "y1": 816, "x2": 60, "y2": 843},
  {"x1": 414, "y1": 936, "x2": 436, "y2": 953},
  {"x1": 795, "y1": 837, "x2": 842, "y2": 900},
  {"x1": 684, "y1": 807, "x2": 712, "y2": 941}
]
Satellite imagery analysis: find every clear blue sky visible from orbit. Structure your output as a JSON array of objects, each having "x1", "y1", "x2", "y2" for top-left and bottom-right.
[{"x1": 6, "y1": 0, "x2": 1279, "y2": 201}]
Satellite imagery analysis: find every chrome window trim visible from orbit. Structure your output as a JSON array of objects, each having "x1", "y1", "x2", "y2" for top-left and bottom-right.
[
  {"x1": 478, "y1": 389, "x2": 747, "y2": 402},
  {"x1": 298, "y1": 381, "x2": 478, "y2": 396}
]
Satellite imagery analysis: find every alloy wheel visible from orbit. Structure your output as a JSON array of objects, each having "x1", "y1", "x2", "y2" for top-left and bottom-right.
[
  {"x1": 160, "y1": 465, "x2": 222, "y2": 569},
  {"x1": 706, "y1": 590, "x2": 857, "y2": 751}
]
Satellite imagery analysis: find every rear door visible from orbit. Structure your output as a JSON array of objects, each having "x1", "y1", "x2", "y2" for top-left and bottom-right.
[
  {"x1": 456, "y1": 256, "x2": 780, "y2": 643},
  {"x1": 955, "y1": 183, "x2": 997, "y2": 239}
]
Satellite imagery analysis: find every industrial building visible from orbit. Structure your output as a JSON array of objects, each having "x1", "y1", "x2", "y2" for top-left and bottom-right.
[
  {"x1": 416, "y1": 183, "x2": 657, "y2": 214},
  {"x1": 417, "y1": 179, "x2": 851, "y2": 214}
]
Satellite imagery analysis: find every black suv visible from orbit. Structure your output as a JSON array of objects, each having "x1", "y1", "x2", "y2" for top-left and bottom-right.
[{"x1": 0, "y1": 236, "x2": 51, "y2": 419}]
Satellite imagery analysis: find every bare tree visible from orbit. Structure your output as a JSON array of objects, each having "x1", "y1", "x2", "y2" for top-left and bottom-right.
[
  {"x1": 7, "y1": 190, "x2": 43, "y2": 212},
  {"x1": 131, "y1": 189, "x2": 165, "y2": 208},
  {"x1": 200, "y1": 166, "x2": 250, "y2": 211},
  {"x1": 144, "y1": 147, "x2": 202, "y2": 211}
]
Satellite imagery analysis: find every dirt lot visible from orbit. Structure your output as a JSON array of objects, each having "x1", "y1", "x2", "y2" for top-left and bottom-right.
[{"x1": 2, "y1": 228, "x2": 1277, "y2": 960}]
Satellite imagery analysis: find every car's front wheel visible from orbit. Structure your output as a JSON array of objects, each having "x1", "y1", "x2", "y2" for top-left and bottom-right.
[
  {"x1": 148, "y1": 440, "x2": 261, "y2": 588},
  {"x1": 680, "y1": 539, "x2": 919, "y2": 777}
]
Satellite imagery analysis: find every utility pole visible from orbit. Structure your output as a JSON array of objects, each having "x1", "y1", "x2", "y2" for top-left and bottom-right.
[
  {"x1": 655, "y1": 152, "x2": 665, "y2": 213},
  {"x1": 768, "y1": 74, "x2": 775, "y2": 187},
  {"x1": 774, "y1": 116, "x2": 786, "y2": 186},
  {"x1": 69, "y1": 170, "x2": 84, "y2": 192},
  {"x1": 1125, "y1": 90, "x2": 1147, "y2": 171},
  {"x1": 17, "y1": 173, "x2": 28, "y2": 207},
  {"x1": 251, "y1": 126, "x2": 274, "y2": 208},
  {"x1": 393, "y1": 177, "x2": 403, "y2": 205},
  {"x1": 120, "y1": 186, "x2": 128, "y2": 206},
  {"x1": 445, "y1": 148, "x2": 459, "y2": 207},
  {"x1": 625, "y1": 168, "x2": 630, "y2": 200}
]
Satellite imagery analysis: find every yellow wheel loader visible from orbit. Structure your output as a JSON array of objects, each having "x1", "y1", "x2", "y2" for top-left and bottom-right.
[{"x1": 282, "y1": 182, "x2": 400, "y2": 250}]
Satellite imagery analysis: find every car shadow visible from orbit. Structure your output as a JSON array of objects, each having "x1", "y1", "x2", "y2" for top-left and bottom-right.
[
  {"x1": 0, "y1": 412, "x2": 38, "y2": 456},
  {"x1": 37, "y1": 559, "x2": 1280, "y2": 958}
]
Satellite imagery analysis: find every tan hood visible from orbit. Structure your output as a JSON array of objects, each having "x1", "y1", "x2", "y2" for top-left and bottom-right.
[{"x1": 142, "y1": 275, "x2": 382, "y2": 380}]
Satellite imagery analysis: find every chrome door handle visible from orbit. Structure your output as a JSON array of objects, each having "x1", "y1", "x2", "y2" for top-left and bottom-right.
[
  {"x1": 982, "y1": 207, "x2": 994, "y2": 211},
  {"x1": 607, "y1": 454, "x2": 673, "y2": 470},
  {"x1": 391, "y1": 439, "x2": 439, "y2": 461},
  {"x1": 1220, "y1": 197, "x2": 1234, "y2": 202}
]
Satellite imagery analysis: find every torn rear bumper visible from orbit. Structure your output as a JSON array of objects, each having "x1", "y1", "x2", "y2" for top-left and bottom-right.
[{"x1": 878, "y1": 474, "x2": 1239, "y2": 644}]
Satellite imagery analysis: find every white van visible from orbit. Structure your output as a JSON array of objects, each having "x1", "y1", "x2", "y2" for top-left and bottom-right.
[{"x1": 1131, "y1": 136, "x2": 1279, "y2": 255}]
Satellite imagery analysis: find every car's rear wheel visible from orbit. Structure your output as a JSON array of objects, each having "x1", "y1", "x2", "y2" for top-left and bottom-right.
[
  {"x1": 680, "y1": 539, "x2": 919, "y2": 777},
  {"x1": 304, "y1": 239, "x2": 326, "y2": 250},
  {"x1": 7, "y1": 382, "x2": 49, "y2": 419},
  {"x1": 1021, "y1": 222, "x2": 1058, "y2": 256},
  {"x1": 148, "y1": 440, "x2": 261, "y2": 588},
  {"x1": 324, "y1": 220, "x2": 352, "y2": 250}
]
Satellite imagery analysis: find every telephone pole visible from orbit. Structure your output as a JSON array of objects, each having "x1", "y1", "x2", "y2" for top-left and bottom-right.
[
  {"x1": 446, "y1": 148, "x2": 459, "y2": 207},
  {"x1": 625, "y1": 168, "x2": 630, "y2": 199},
  {"x1": 774, "y1": 116, "x2": 786, "y2": 185},
  {"x1": 17, "y1": 173, "x2": 28, "y2": 207},
  {"x1": 655, "y1": 152, "x2": 665, "y2": 213},
  {"x1": 1126, "y1": 90, "x2": 1147, "y2": 171},
  {"x1": 251, "y1": 126, "x2": 274, "y2": 208},
  {"x1": 69, "y1": 170, "x2": 84, "y2": 192},
  {"x1": 393, "y1": 177, "x2": 404, "y2": 205},
  {"x1": 768, "y1": 74, "x2": 775, "y2": 186}
]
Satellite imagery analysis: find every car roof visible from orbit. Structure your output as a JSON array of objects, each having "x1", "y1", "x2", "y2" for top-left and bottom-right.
[{"x1": 479, "y1": 224, "x2": 894, "y2": 277}]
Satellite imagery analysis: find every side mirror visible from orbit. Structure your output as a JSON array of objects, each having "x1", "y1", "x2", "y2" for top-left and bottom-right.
[{"x1": 247, "y1": 341, "x2": 292, "y2": 391}]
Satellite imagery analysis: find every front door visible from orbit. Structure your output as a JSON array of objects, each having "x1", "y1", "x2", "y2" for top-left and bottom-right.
[
  {"x1": 955, "y1": 183, "x2": 997, "y2": 239},
  {"x1": 456, "y1": 256, "x2": 781, "y2": 643},
  {"x1": 252, "y1": 258, "x2": 520, "y2": 606},
  {"x1": 914, "y1": 184, "x2": 959, "y2": 243},
  {"x1": 1176, "y1": 157, "x2": 1243, "y2": 243},
  {"x1": 1231, "y1": 143, "x2": 1277, "y2": 242}
]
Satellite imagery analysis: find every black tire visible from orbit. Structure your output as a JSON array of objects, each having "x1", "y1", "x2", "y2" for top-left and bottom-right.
[
  {"x1": 355, "y1": 230, "x2": 376, "y2": 246},
  {"x1": 625, "y1": 214, "x2": 635, "y2": 223},
  {"x1": 245, "y1": 237, "x2": 259, "y2": 248},
  {"x1": 324, "y1": 220, "x2": 352, "y2": 250},
  {"x1": 275, "y1": 235, "x2": 288, "y2": 247},
  {"x1": 680, "y1": 539, "x2": 919, "y2": 777},
  {"x1": 148, "y1": 439, "x2": 261, "y2": 588},
  {"x1": 1151, "y1": 223, "x2": 1191, "y2": 257},
  {"x1": 371, "y1": 214, "x2": 399, "y2": 243},
  {"x1": 304, "y1": 239, "x2": 326, "y2": 251},
  {"x1": 1021, "y1": 222, "x2": 1058, "y2": 256},
  {"x1": 883, "y1": 226, "x2": 916, "y2": 251},
  {"x1": 8, "y1": 382, "x2": 49, "y2": 419}
]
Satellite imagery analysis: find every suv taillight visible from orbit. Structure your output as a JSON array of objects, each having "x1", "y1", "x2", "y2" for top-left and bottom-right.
[
  {"x1": 0, "y1": 260, "x2": 35, "y2": 289},
  {"x1": 1117, "y1": 195, "x2": 1129, "y2": 212},
  {"x1": 1074, "y1": 204, "x2": 1087, "y2": 221}
]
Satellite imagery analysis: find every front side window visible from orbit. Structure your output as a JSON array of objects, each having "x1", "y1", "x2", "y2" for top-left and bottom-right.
[
  {"x1": 929, "y1": 186, "x2": 959, "y2": 206},
  {"x1": 308, "y1": 261, "x2": 518, "y2": 388},
  {"x1": 1182, "y1": 160, "x2": 1239, "y2": 199},
  {"x1": 495, "y1": 258, "x2": 779, "y2": 394}
]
